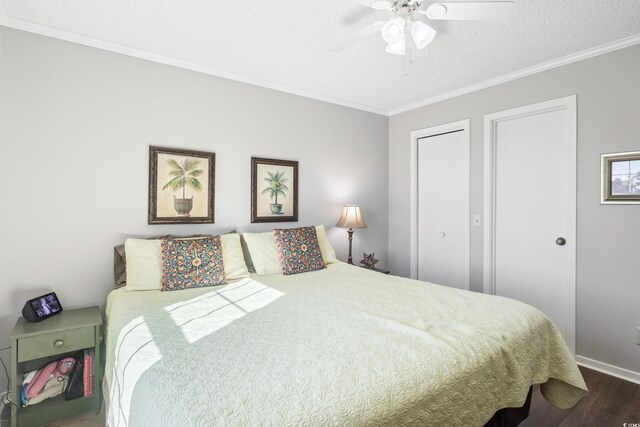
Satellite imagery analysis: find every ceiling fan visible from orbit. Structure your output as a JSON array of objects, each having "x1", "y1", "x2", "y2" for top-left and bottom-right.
[{"x1": 332, "y1": 1, "x2": 515, "y2": 55}]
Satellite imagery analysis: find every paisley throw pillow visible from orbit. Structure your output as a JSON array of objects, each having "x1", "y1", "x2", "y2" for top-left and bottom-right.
[
  {"x1": 161, "y1": 236, "x2": 226, "y2": 291},
  {"x1": 273, "y1": 227, "x2": 325, "y2": 275}
]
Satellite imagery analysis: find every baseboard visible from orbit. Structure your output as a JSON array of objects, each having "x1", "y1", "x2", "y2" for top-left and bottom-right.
[{"x1": 575, "y1": 355, "x2": 640, "y2": 385}]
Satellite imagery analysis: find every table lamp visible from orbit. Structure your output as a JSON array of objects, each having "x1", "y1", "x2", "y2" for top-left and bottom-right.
[{"x1": 336, "y1": 204, "x2": 368, "y2": 264}]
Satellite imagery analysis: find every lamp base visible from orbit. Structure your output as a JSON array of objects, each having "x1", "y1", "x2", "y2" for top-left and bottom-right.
[{"x1": 347, "y1": 228, "x2": 354, "y2": 265}]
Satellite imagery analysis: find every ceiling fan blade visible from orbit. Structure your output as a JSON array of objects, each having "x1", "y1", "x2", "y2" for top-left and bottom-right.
[
  {"x1": 421, "y1": 2, "x2": 514, "y2": 21},
  {"x1": 352, "y1": 0, "x2": 393, "y2": 10},
  {"x1": 330, "y1": 21, "x2": 386, "y2": 53}
]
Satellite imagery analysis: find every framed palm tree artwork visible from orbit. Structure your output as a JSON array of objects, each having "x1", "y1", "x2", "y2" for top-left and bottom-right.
[
  {"x1": 149, "y1": 146, "x2": 215, "y2": 224},
  {"x1": 251, "y1": 157, "x2": 298, "y2": 223}
]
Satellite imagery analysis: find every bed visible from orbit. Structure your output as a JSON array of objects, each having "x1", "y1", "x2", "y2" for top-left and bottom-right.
[{"x1": 104, "y1": 262, "x2": 587, "y2": 426}]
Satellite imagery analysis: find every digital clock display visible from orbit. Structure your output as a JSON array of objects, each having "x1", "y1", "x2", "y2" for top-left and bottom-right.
[
  {"x1": 23, "y1": 292, "x2": 63, "y2": 321},
  {"x1": 30, "y1": 294, "x2": 61, "y2": 318}
]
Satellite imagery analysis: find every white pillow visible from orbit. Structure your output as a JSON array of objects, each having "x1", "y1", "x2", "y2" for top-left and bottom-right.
[
  {"x1": 315, "y1": 225, "x2": 339, "y2": 265},
  {"x1": 125, "y1": 234, "x2": 250, "y2": 291},
  {"x1": 241, "y1": 232, "x2": 282, "y2": 276},
  {"x1": 242, "y1": 225, "x2": 340, "y2": 276},
  {"x1": 125, "y1": 239, "x2": 162, "y2": 291},
  {"x1": 220, "y1": 233, "x2": 251, "y2": 280}
]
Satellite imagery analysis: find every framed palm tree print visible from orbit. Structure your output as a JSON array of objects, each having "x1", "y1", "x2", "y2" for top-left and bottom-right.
[
  {"x1": 251, "y1": 157, "x2": 298, "y2": 223},
  {"x1": 149, "y1": 146, "x2": 215, "y2": 224}
]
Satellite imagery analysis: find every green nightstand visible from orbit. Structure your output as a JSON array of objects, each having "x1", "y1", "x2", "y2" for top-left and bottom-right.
[{"x1": 9, "y1": 306, "x2": 102, "y2": 427}]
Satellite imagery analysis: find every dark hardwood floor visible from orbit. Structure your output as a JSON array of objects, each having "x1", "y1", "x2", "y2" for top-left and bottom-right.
[{"x1": 522, "y1": 366, "x2": 640, "y2": 427}]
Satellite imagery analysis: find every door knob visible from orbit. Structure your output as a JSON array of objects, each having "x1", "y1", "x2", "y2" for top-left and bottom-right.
[{"x1": 555, "y1": 237, "x2": 566, "y2": 246}]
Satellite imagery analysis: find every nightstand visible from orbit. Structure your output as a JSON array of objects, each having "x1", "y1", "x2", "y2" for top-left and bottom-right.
[{"x1": 9, "y1": 306, "x2": 102, "y2": 427}]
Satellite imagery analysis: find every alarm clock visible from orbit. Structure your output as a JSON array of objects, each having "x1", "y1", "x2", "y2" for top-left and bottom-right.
[{"x1": 22, "y1": 292, "x2": 63, "y2": 322}]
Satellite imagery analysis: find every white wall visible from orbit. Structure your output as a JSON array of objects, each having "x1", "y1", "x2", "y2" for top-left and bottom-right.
[
  {"x1": 389, "y1": 44, "x2": 640, "y2": 376},
  {"x1": 0, "y1": 27, "x2": 389, "y2": 394}
]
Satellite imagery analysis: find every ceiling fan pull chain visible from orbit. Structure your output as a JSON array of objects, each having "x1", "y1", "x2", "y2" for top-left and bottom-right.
[
  {"x1": 402, "y1": 42, "x2": 416, "y2": 77},
  {"x1": 402, "y1": 48, "x2": 410, "y2": 77}
]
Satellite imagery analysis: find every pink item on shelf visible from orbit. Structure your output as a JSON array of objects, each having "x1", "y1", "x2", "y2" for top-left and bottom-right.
[{"x1": 25, "y1": 357, "x2": 75, "y2": 398}]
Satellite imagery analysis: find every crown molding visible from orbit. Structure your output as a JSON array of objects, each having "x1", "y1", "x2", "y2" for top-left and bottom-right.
[
  {"x1": 0, "y1": 17, "x2": 388, "y2": 116},
  {"x1": 389, "y1": 33, "x2": 640, "y2": 116},
  {"x1": 2, "y1": 12, "x2": 640, "y2": 117}
]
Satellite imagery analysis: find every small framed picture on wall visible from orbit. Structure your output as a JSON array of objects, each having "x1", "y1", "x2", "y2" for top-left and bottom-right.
[
  {"x1": 251, "y1": 157, "x2": 298, "y2": 223},
  {"x1": 601, "y1": 151, "x2": 640, "y2": 204},
  {"x1": 149, "y1": 146, "x2": 216, "y2": 224}
]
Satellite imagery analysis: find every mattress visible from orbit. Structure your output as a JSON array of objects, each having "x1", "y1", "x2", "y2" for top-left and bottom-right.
[{"x1": 104, "y1": 263, "x2": 587, "y2": 426}]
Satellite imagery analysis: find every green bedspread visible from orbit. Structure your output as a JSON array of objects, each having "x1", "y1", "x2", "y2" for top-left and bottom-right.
[{"x1": 105, "y1": 263, "x2": 587, "y2": 426}]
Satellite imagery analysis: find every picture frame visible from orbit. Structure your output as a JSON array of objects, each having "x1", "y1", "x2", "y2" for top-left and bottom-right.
[
  {"x1": 149, "y1": 146, "x2": 215, "y2": 224},
  {"x1": 251, "y1": 157, "x2": 298, "y2": 223},
  {"x1": 601, "y1": 151, "x2": 640, "y2": 204}
]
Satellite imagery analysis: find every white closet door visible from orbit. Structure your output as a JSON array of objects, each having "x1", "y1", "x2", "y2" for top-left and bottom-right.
[
  {"x1": 484, "y1": 96, "x2": 576, "y2": 352},
  {"x1": 417, "y1": 128, "x2": 469, "y2": 290}
]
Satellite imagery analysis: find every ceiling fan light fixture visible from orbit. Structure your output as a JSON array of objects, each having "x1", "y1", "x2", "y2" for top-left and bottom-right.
[
  {"x1": 410, "y1": 20, "x2": 436, "y2": 49},
  {"x1": 381, "y1": 17, "x2": 405, "y2": 44},
  {"x1": 385, "y1": 35, "x2": 406, "y2": 55}
]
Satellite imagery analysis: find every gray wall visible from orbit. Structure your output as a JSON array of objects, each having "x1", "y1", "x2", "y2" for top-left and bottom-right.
[
  {"x1": 0, "y1": 27, "x2": 389, "y2": 394},
  {"x1": 389, "y1": 44, "x2": 640, "y2": 374}
]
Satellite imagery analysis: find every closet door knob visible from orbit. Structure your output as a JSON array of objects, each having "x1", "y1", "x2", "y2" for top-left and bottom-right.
[{"x1": 555, "y1": 237, "x2": 566, "y2": 246}]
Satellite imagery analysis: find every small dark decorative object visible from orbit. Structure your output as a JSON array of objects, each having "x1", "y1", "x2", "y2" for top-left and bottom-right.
[{"x1": 360, "y1": 253, "x2": 379, "y2": 270}]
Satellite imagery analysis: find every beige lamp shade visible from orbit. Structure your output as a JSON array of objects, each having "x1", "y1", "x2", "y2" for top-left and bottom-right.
[{"x1": 336, "y1": 205, "x2": 368, "y2": 229}]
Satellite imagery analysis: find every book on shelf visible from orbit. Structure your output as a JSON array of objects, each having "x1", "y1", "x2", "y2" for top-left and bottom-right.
[
  {"x1": 64, "y1": 353, "x2": 84, "y2": 401},
  {"x1": 82, "y1": 349, "x2": 95, "y2": 397},
  {"x1": 83, "y1": 350, "x2": 89, "y2": 397},
  {"x1": 88, "y1": 349, "x2": 94, "y2": 396}
]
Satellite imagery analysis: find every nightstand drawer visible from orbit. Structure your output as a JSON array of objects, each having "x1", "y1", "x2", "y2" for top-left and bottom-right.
[{"x1": 17, "y1": 326, "x2": 95, "y2": 362}]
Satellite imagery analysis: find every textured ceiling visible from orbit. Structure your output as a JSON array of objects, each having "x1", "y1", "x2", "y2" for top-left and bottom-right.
[{"x1": 1, "y1": 0, "x2": 640, "y2": 114}]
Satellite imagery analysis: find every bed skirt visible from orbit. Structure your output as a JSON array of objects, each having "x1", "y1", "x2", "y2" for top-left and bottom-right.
[{"x1": 483, "y1": 386, "x2": 533, "y2": 427}]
